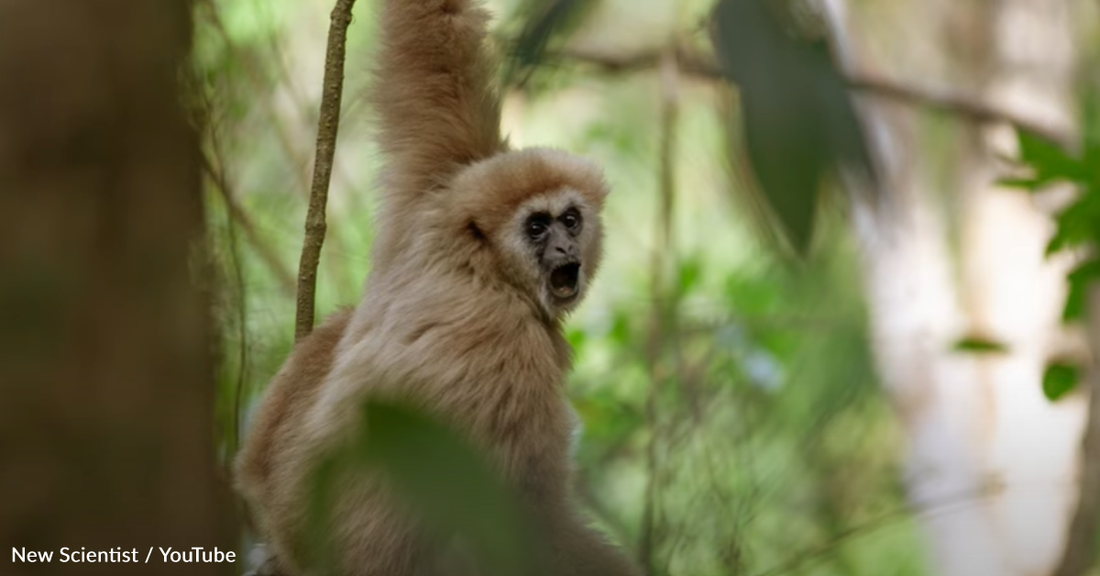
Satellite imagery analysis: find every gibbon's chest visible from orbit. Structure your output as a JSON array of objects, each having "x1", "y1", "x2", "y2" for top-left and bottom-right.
[
  {"x1": 350, "y1": 290, "x2": 575, "y2": 472},
  {"x1": 341, "y1": 268, "x2": 574, "y2": 437}
]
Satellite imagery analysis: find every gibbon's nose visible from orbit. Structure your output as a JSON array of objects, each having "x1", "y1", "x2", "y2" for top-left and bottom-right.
[
  {"x1": 550, "y1": 243, "x2": 579, "y2": 262},
  {"x1": 546, "y1": 230, "x2": 579, "y2": 262}
]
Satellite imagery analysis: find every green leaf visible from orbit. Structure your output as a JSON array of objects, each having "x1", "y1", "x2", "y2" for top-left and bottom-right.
[
  {"x1": 608, "y1": 310, "x2": 633, "y2": 347},
  {"x1": 677, "y1": 257, "x2": 702, "y2": 296},
  {"x1": 1062, "y1": 259, "x2": 1100, "y2": 321},
  {"x1": 711, "y1": 0, "x2": 875, "y2": 255},
  {"x1": 305, "y1": 401, "x2": 536, "y2": 575},
  {"x1": 1016, "y1": 129, "x2": 1086, "y2": 187},
  {"x1": 996, "y1": 177, "x2": 1043, "y2": 190},
  {"x1": 1046, "y1": 190, "x2": 1100, "y2": 257},
  {"x1": 566, "y1": 326, "x2": 587, "y2": 352},
  {"x1": 359, "y1": 401, "x2": 534, "y2": 574},
  {"x1": 504, "y1": 0, "x2": 601, "y2": 85},
  {"x1": 1042, "y1": 362, "x2": 1080, "y2": 401},
  {"x1": 1080, "y1": 83, "x2": 1100, "y2": 173},
  {"x1": 951, "y1": 336, "x2": 1009, "y2": 354}
]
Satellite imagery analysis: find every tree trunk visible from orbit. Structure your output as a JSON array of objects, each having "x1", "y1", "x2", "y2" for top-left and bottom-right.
[
  {"x1": 827, "y1": 0, "x2": 1087, "y2": 574},
  {"x1": 0, "y1": 2, "x2": 236, "y2": 575}
]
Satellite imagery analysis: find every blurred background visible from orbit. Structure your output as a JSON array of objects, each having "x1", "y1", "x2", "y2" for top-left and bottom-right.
[{"x1": 6, "y1": 0, "x2": 1100, "y2": 575}]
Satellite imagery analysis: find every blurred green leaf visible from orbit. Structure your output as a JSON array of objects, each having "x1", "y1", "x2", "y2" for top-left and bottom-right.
[
  {"x1": 1082, "y1": 84, "x2": 1100, "y2": 170},
  {"x1": 566, "y1": 326, "x2": 588, "y2": 352},
  {"x1": 1047, "y1": 193, "x2": 1100, "y2": 256},
  {"x1": 505, "y1": 0, "x2": 601, "y2": 85},
  {"x1": 359, "y1": 401, "x2": 535, "y2": 575},
  {"x1": 305, "y1": 401, "x2": 536, "y2": 575},
  {"x1": 996, "y1": 176, "x2": 1043, "y2": 190},
  {"x1": 951, "y1": 336, "x2": 1009, "y2": 354},
  {"x1": 1042, "y1": 362, "x2": 1080, "y2": 402},
  {"x1": 677, "y1": 257, "x2": 703, "y2": 296},
  {"x1": 1015, "y1": 129, "x2": 1086, "y2": 188},
  {"x1": 712, "y1": 0, "x2": 874, "y2": 255},
  {"x1": 1062, "y1": 259, "x2": 1100, "y2": 321},
  {"x1": 608, "y1": 309, "x2": 634, "y2": 347}
]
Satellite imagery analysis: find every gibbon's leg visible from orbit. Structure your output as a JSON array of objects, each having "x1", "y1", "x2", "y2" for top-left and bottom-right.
[
  {"x1": 370, "y1": 0, "x2": 507, "y2": 271},
  {"x1": 234, "y1": 310, "x2": 355, "y2": 576}
]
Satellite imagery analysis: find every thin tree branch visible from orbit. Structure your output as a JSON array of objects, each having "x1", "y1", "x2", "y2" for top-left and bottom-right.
[
  {"x1": 295, "y1": 0, "x2": 357, "y2": 341},
  {"x1": 200, "y1": 0, "x2": 359, "y2": 305},
  {"x1": 1053, "y1": 284, "x2": 1100, "y2": 576},
  {"x1": 546, "y1": 46, "x2": 1073, "y2": 148}
]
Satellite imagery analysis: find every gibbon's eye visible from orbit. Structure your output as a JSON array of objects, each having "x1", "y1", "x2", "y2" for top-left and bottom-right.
[
  {"x1": 560, "y1": 209, "x2": 581, "y2": 232},
  {"x1": 527, "y1": 213, "x2": 551, "y2": 240}
]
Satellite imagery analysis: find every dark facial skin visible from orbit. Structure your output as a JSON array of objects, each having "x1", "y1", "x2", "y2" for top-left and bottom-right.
[{"x1": 525, "y1": 207, "x2": 583, "y2": 303}]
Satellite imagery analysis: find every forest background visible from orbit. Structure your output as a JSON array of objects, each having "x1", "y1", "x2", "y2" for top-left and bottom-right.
[{"x1": 5, "y1": 0, "x2": 1100, "y2": 575}]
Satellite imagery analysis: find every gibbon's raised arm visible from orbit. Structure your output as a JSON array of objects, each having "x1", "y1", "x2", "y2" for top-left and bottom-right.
[{"x1": 371, "y1": 0, "x2": 504, "y2": 202}]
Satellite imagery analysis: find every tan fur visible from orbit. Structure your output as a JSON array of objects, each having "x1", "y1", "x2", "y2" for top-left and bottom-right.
[{"x1": 234, "y1": 1, "x2": 641, "y2": 575}]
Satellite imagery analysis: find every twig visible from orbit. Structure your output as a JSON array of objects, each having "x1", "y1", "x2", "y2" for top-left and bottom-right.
[
  {"x1": 1053, "y1": 285, "x2": 1100, "y2": 576},
  {"x1": 545, "y1": 46, "x2": 1073, "y2": 148},
  {"x1": 295, "y1": 0, "x2": 357, "y2": 341},
  {"x1": 201, "y1": 0, "x2": 359, "y2": 304}
]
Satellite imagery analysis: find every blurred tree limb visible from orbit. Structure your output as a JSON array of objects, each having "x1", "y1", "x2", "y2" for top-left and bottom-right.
[
  {"x1": 541, "y1": 46, "x2": 1072, "y2": 149},
  {"x1": 296, "y1": 0, "x2": 357, "y2": 341},
  {"x1": 639, "y1": 50, "x2": 682, "y2": 574},
  {"x1": 1054, "y1": 286, "x2": 1100, "y2": 576},
  {"x1": 994, "y1": 108, "x2": 1100, "y2": 575},
  {"x1": 201, "y1": 1, "x2": 314, "y2": 199}
]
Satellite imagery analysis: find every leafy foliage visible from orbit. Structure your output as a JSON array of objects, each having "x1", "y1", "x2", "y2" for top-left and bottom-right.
[
  {"x1": 711, "y1": 0, "x2": 874, "y2": 255},
  {"x1": 951, "y1": 336, "x2": 1010, "y2": 354},
  {"x1": 503, "y1": 0, "x2": 602, "y2": 86},
  {"x1": 1004, "y1": 92, "x2": 1100, "y2": 400},
  {"x1": 1043, "y1": 362, "x2": 1081, "y2": 402},
  {"x1": 306, "y1": 401, "x2": 534, "y2": 575}
]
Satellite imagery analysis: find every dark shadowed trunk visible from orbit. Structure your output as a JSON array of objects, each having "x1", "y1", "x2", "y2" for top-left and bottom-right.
[{"x1": 0, "y1": 2, "x2": 236, "y2": 574}]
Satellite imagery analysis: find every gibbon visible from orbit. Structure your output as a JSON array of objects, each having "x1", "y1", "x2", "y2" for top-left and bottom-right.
[{"x1": 233, "y1": 1, "x2": 642, "y2": 575}]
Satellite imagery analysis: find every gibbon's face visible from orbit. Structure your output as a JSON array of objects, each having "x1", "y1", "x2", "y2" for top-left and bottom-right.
[
  {"x1": 500, "y1": 189, "x2": 602, "y2": 317},
  {"x1": 448, "y1": 148, "x2": 609, "y2": 318}
]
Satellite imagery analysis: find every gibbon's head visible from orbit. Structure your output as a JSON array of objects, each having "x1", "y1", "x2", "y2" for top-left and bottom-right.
[{"x1": 448, "y1": 148, "x2": 609, "y2": 318}]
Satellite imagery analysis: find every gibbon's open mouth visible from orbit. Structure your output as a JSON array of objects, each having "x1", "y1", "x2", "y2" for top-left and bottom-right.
[{"x1": 549, "y1": 262, "x2": 581, "y2": 301}]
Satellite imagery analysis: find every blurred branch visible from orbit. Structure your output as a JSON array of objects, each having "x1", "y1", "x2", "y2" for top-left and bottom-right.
[
  {"x1": 844, "y1": 75, "x2": 1072, "y2": 148},
  {"x1": 202, "y1": 133, "x2": 257, "y2": 479},
  {"x1": 202, "y1": 3, "x2": 313, "y2": 197},
  {"x1": 202, "y1": 156, "x2": 297, "y2": 296},
  {"x1": 754, "y1": 483, "x2": 1002, "y2": 576},
  {"x1": 295, "y1": 0, "x2": 357, "y2": 341},
  {"x1": 547, "y1": 46, "x2": 1073, "y2": 148},
  {"x1": 639, "y1": 50, "x2": 682, "y2": 576},
  {"x1": 1053, "y1": 285, "x2": 1100, "y2": 576},
  {"x1": 200, "y1": 0, "x2": 358, "y2": 305}
]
